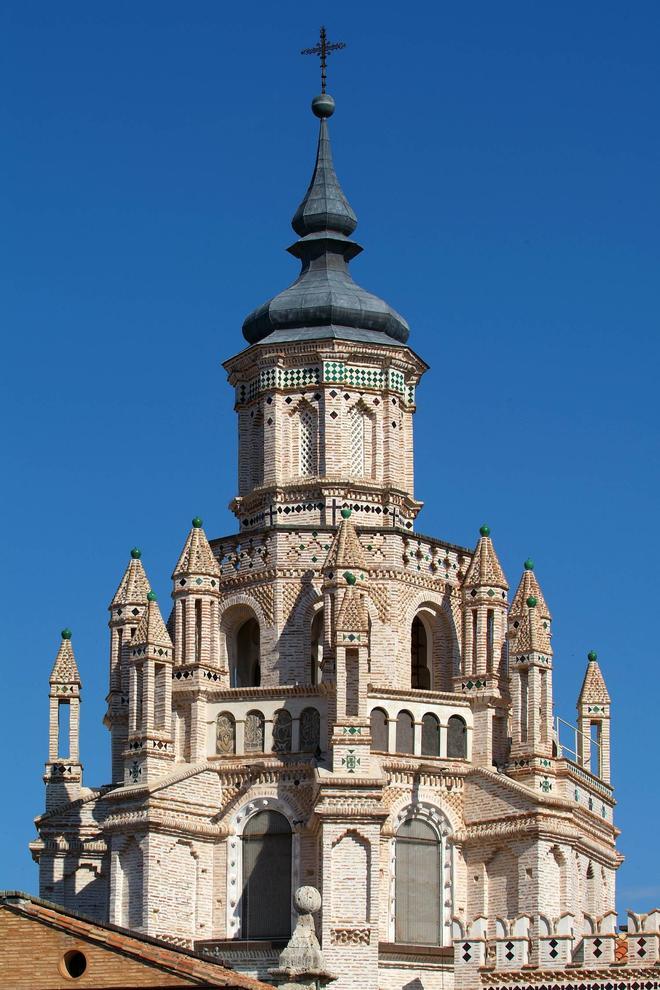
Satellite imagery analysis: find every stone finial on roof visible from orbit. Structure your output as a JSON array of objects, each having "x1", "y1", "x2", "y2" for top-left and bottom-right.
[
  {"x1": 49, "y1": 629, "x2": 81, "y2": 685},
  {"x1": 510, "y1": 596, "x2": 552, "y2": 656},
  {"x1": 510, "y1": 559, "x2": 551, "y2": 620},
  {"x1": 172, "y1": 517, "x2": 221, "y2": 579},
  {"x1": 110, "y1": 548, "x2": 151, "y2": 608},
  {"x1": 578, "y1": 651, "x2": 611, "y2": 705},
  {"x1": 323, "y1": 509, "x2": 368, "y2": 573},
  {"x1": 270, "y1": 886, "x2": 336, "y2": 990},
  {"x1": 462, "y1": 525, "x2": 508, "y2": 590},
  {"x1": 134, "y1": 594, "x2": 173, "y2": 651}
]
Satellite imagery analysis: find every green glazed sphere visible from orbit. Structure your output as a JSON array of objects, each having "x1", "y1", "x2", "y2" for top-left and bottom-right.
[
  {"x1": 130, "y1": 547, "x2": 141, "y2": 559},
  {"x1": 340, "y1": 508, "x2": 352, "y2": 519},
  {"x1": 61, "y1": 628, "x2": 72, "y2": 640},
  {"x1": 526, "y1": 595, "x2": 537, "y2": 608},
  {"x1": 147, "y1": 591, "x2": 157, "y2": 602},
  {"x1": 192, "y1": 517, "x2": 203, "y2": 528},
  {"x1": 343, "y1": 571, "x2": 357, "y2": 586},
  {"x1": 479, "y1": 524, "x2": 491, "y2": 537},
  {"x1": 524, "y1": 558, "x2": 534, "y2": 571},
  {"x1": 588, "y1": 650, "x2": 598, "y2": 662}
]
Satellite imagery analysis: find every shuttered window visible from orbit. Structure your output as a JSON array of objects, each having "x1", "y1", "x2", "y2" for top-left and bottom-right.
[
  {"x1": 421, "y1": 713, "x2": 440, "y2": 756},
  {"x1": 241, "y1": 811, "x2": 291, "y2": 939},
  {"x1": 395, "y1": 710, "x2": 414, "y2": 754},
  {"x1": 395, "y1": 819, "x2": 440, "y2": 945},
  {"x1": 447, "y1": 715, "x2": 467, "y2": 758},
  {"x1": 370, "y1": 708, "x2": 388, "y2": 751}
]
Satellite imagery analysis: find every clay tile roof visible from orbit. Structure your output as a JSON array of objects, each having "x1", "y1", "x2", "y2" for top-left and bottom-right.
[
  {"x1": 0, "y1": 891, "x2": 269, "y2": 989},
  {"x1": 173, "y1": 525, "x2": 221, "y2": 579},
  {"x1": 135, "y1": 599, "x2": 173, "y2": 651},
  {"x1": 49, "y1": 639, "x2": 81, "y2": 685},
  {"x1": 335, "y1": 586, "x2": 370, "y2": 633},
  {"x1": 323, "y1": 514, "x2": 368, "y2": 573},
  {"x1": 510, "y1": 568, "x2": 551, "y2": 620},
  {"x1": 462, "y1": 535, "x2": 508, "y2": 590},
  {"x1": 110, "y1": 557, "x2": 151, "y2": 608},
  {"x1": 579, "y1": 658, "x2": 611, "y2": 705},
  {"x1": 510, "y1": 602, "x2": 552, "y2": 656}
]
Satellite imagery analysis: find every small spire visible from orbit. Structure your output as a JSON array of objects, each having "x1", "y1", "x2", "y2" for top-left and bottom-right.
[
  {"x1": 323, "y1": 509, "x2": 368, "y2": 573},
  {"x1": 291, "y1": 115, "x2": 357, "y2": 240},
  {"x1": 134, "y1": 595, "x2": 173, "y2": 651},
  {"x1": 49, "y1": 630, "x2": 81, "y2": 685},
  {"x1": 510, "y1": 561, "x2": 551, "y2": 619},
  {"x1": 335, "y1": 584, "x2": 369, "y2": 633},
  {"x1": 511, "y1": 596, "x2": 552, "y2": 656},
  {"x1": 463, "y1": 525, "x2": 508, "y2": 590},
  {"x1": 172, "y1": 518, "x2": 220, "y2": 579},
  {"x1": 110, "y1": 550, "x2": 151, "y2": 607},
  {"x1": 578, "y1": 651, "x2": 610, "y2": 704}
]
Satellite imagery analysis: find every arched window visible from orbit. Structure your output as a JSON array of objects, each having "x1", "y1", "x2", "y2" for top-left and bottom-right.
[
  {"x1": 216, "y1": 712, "x2": 236, "y2": 755},
  {"x1": 370, "y1": 708, "x2": 388, "y2": 752},
  {"x1": 299, "y1": 707, "x2": 320, "y2": 753},
  {"x1": 395, "y1": 819, "x2": 441, "y2": 945},
  {"x1": 298, "y1": 405, "x2": 317, "y2": 477},
  {"x1": 272, "y1": 709, "x2": 292, "y2": 754},
  {"x1": 411, "y1": 616, "x2": 431, "y2": 689},
  {"x1": 236, "y1": 618, "x2": 260, "y2": 688},
  {"x1": 244, "y1": 711, "x2": 264, "y2": 753},
  {"x1": 396, "y1": 710, "x2": 414, "y2": 755},
  {"x1": 241, "y1": 811, "x2": 291, "y2": 938},
  {"x1": 310, "y1": 610, "x2": 324, "y2": 686},
  {"x1": 421, "y1": 713, "x2": 440, "y2": 757},
  {"x1": 251, "y1": 412, "x2": 264, "y2": 489},
  {"x1": 447, "y1": 715, "x2": 467, "y2": 759}
]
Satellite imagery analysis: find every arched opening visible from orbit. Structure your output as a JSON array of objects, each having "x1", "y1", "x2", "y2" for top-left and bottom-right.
[
  {"x1": 235, "y1": 618, "x2": 260, "y2": 688},
  {"x1": 395, "y1": 710, "x2": 414, "y2": 755},
  {"x1": 296, "y1": 403, "x2": 317, "y2": 477},
  {"x1": 411, "y1": 616, "x2": 431, "y2": 689},
  {"x1": 272, "y1": 709, "x2": 292, "y2": 753},
  {"x1": 395, "y1": 819, "x2": 441, "y2": 945},
  {"x1": 421, "y1": 713, "x2": 440, "y2": 757},
  {"x1": 310, "y1": 610, "x2": 323, "y2": 686},
  {"x1": 299, "y1": 707, "x2": 321, "y2": 753},
  {"x1": 447, "y1": 715, "x2": 467, "y2": 759},
  {"x1": 216, "y1": 712, "x2": 236, "y2": 755},
  {"x1": 370, "y1": 708, "x2": 388, "y2": 752},
  {"x1": 244, "y1": 710, "x2": 265, "y2": 753},
  {"x1": 241, "y1": 810, "x2": 292, "y2": 939}
]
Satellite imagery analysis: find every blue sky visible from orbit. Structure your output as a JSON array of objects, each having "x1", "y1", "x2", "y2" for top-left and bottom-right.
[{"x1": 1, "y1": 2, "x2": 659, "y2": 912}]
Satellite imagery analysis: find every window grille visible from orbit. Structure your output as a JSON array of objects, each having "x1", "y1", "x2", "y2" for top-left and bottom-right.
[
  {"x1": 216, "y1": 713, "x2": 236, "y2": 755},
  {"x1": 396, "y1": 710, "x2": 414, "y2": 754},
  {"x1": 244, "y1": 711, "x2": 264, "y2": 753},
  {"x1": 298, "y1": 407, "x2": 316, "y2": 476},
  {"x1": 272, "y1": 709, "x2": 292, "y2": 753},
  {"x1": 421, "y1": 713, "x2": 441, "y2": 757},
  {"x1": 395, "y1": 819, "x2": 441, "y2": 944},
  {"x1": 447, "y1": 715, "x2": 467, "y2": 759},
  {"x1": 370, "y1": 708, "x2": 388, "y2": 751},
  {"x1": 241, "y1": 811, "x2": 291, "y2": 939},
  {"x1": 299, "y1": 707, "x2": 320, "y2": 752},
  {"x1": 350, "y1": 408, "x2": 365, "y2": 477}
]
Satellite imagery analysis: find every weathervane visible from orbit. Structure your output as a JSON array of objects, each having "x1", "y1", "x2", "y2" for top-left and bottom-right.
[{"x1": 301, "y1": 26, "x2": 346, "y2": 94}]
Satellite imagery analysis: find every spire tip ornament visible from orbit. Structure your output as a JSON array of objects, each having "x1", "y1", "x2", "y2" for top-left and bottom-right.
[
  {"x1": 301, "y1": 25, "x2": 346, "y2": 97},
  {"x1": 61, "y1": 628, "x2": 72, "y2": 640}
]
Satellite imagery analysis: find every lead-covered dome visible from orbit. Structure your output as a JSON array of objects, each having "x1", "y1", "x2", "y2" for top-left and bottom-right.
[{"x1": 242, "y1": 100, "x2": 410, "y2": 346}]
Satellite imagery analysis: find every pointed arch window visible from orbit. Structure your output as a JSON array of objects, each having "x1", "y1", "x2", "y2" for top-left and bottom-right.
[{"x1": 241, "y1": 811, "x2": 291, "y2": 938}]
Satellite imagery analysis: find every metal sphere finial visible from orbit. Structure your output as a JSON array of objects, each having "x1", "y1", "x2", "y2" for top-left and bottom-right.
[{"x1": 311, "y1": 93, "x2": 335, "y2": 118}]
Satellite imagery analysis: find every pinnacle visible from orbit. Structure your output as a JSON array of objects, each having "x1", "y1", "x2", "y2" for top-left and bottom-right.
[
  {"x1": 462, "y1": 528, "x2": 508, "y2": 591},
  {"x1": 323, "y1": 512, "x2": 368, "y2": 573},
  {"x1": 578, "y1": 654, "x2": 610, "y2": 705},
  {"x1": 49, "y1": 636, "x2": 81, "y2": 685},
  {"x1": 510, "y1": 599, "x2": 552, "y2": 656},
  {"x1": 335, "y1": 585, "x2": 369, "y2": 633},
  {"x1": 134, "y1": 597, "x2": 173, "y2": 651},
  {"x1": 511, "y1": 565, "x2": 551, "y2": 620},
  {"x1": 110, "y1": 554, "x2": 151, "y2": 608},
  {"x1": 172, "y1": 520, "x2": 221, "y2": 579}
]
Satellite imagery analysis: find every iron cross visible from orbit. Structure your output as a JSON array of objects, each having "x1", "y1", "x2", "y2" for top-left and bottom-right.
[{"x1": 301, "y1": 26, "x2": 346, "y2": 94}]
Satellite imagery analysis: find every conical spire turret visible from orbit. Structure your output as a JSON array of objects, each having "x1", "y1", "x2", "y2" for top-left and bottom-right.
[
  {"x1": 291, "y1": 115, "x2": 357, "y2": 239},
  {"x1": 49, "y1": 629, "x2": 81, "y2": 686},
  {"x1": 134, "y1": 593, "x2": 173, "y2": 653},
  {"x1": 110, "y1": 548, "x2": 151, "y2": 607},
  {"x1": 172, "y1": 517, "x2": 220, "y2": 580},
  {"x1": 323, "y1": 508, "x2": 368, "y2": 574},
  {"x1": 510, "y1": 558, "x2": 551, "y2": 620},
  {"x1": 578, "y1": 651, "x2": 611, "y2": 705},
  {"x1": 463, "y1": 525, "x2": 508, "y2": 590}
]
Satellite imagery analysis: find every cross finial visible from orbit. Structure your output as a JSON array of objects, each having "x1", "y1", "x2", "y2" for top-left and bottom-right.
[{"x1": 301, "y1": 26, "x2": 346, "y2": 94}]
